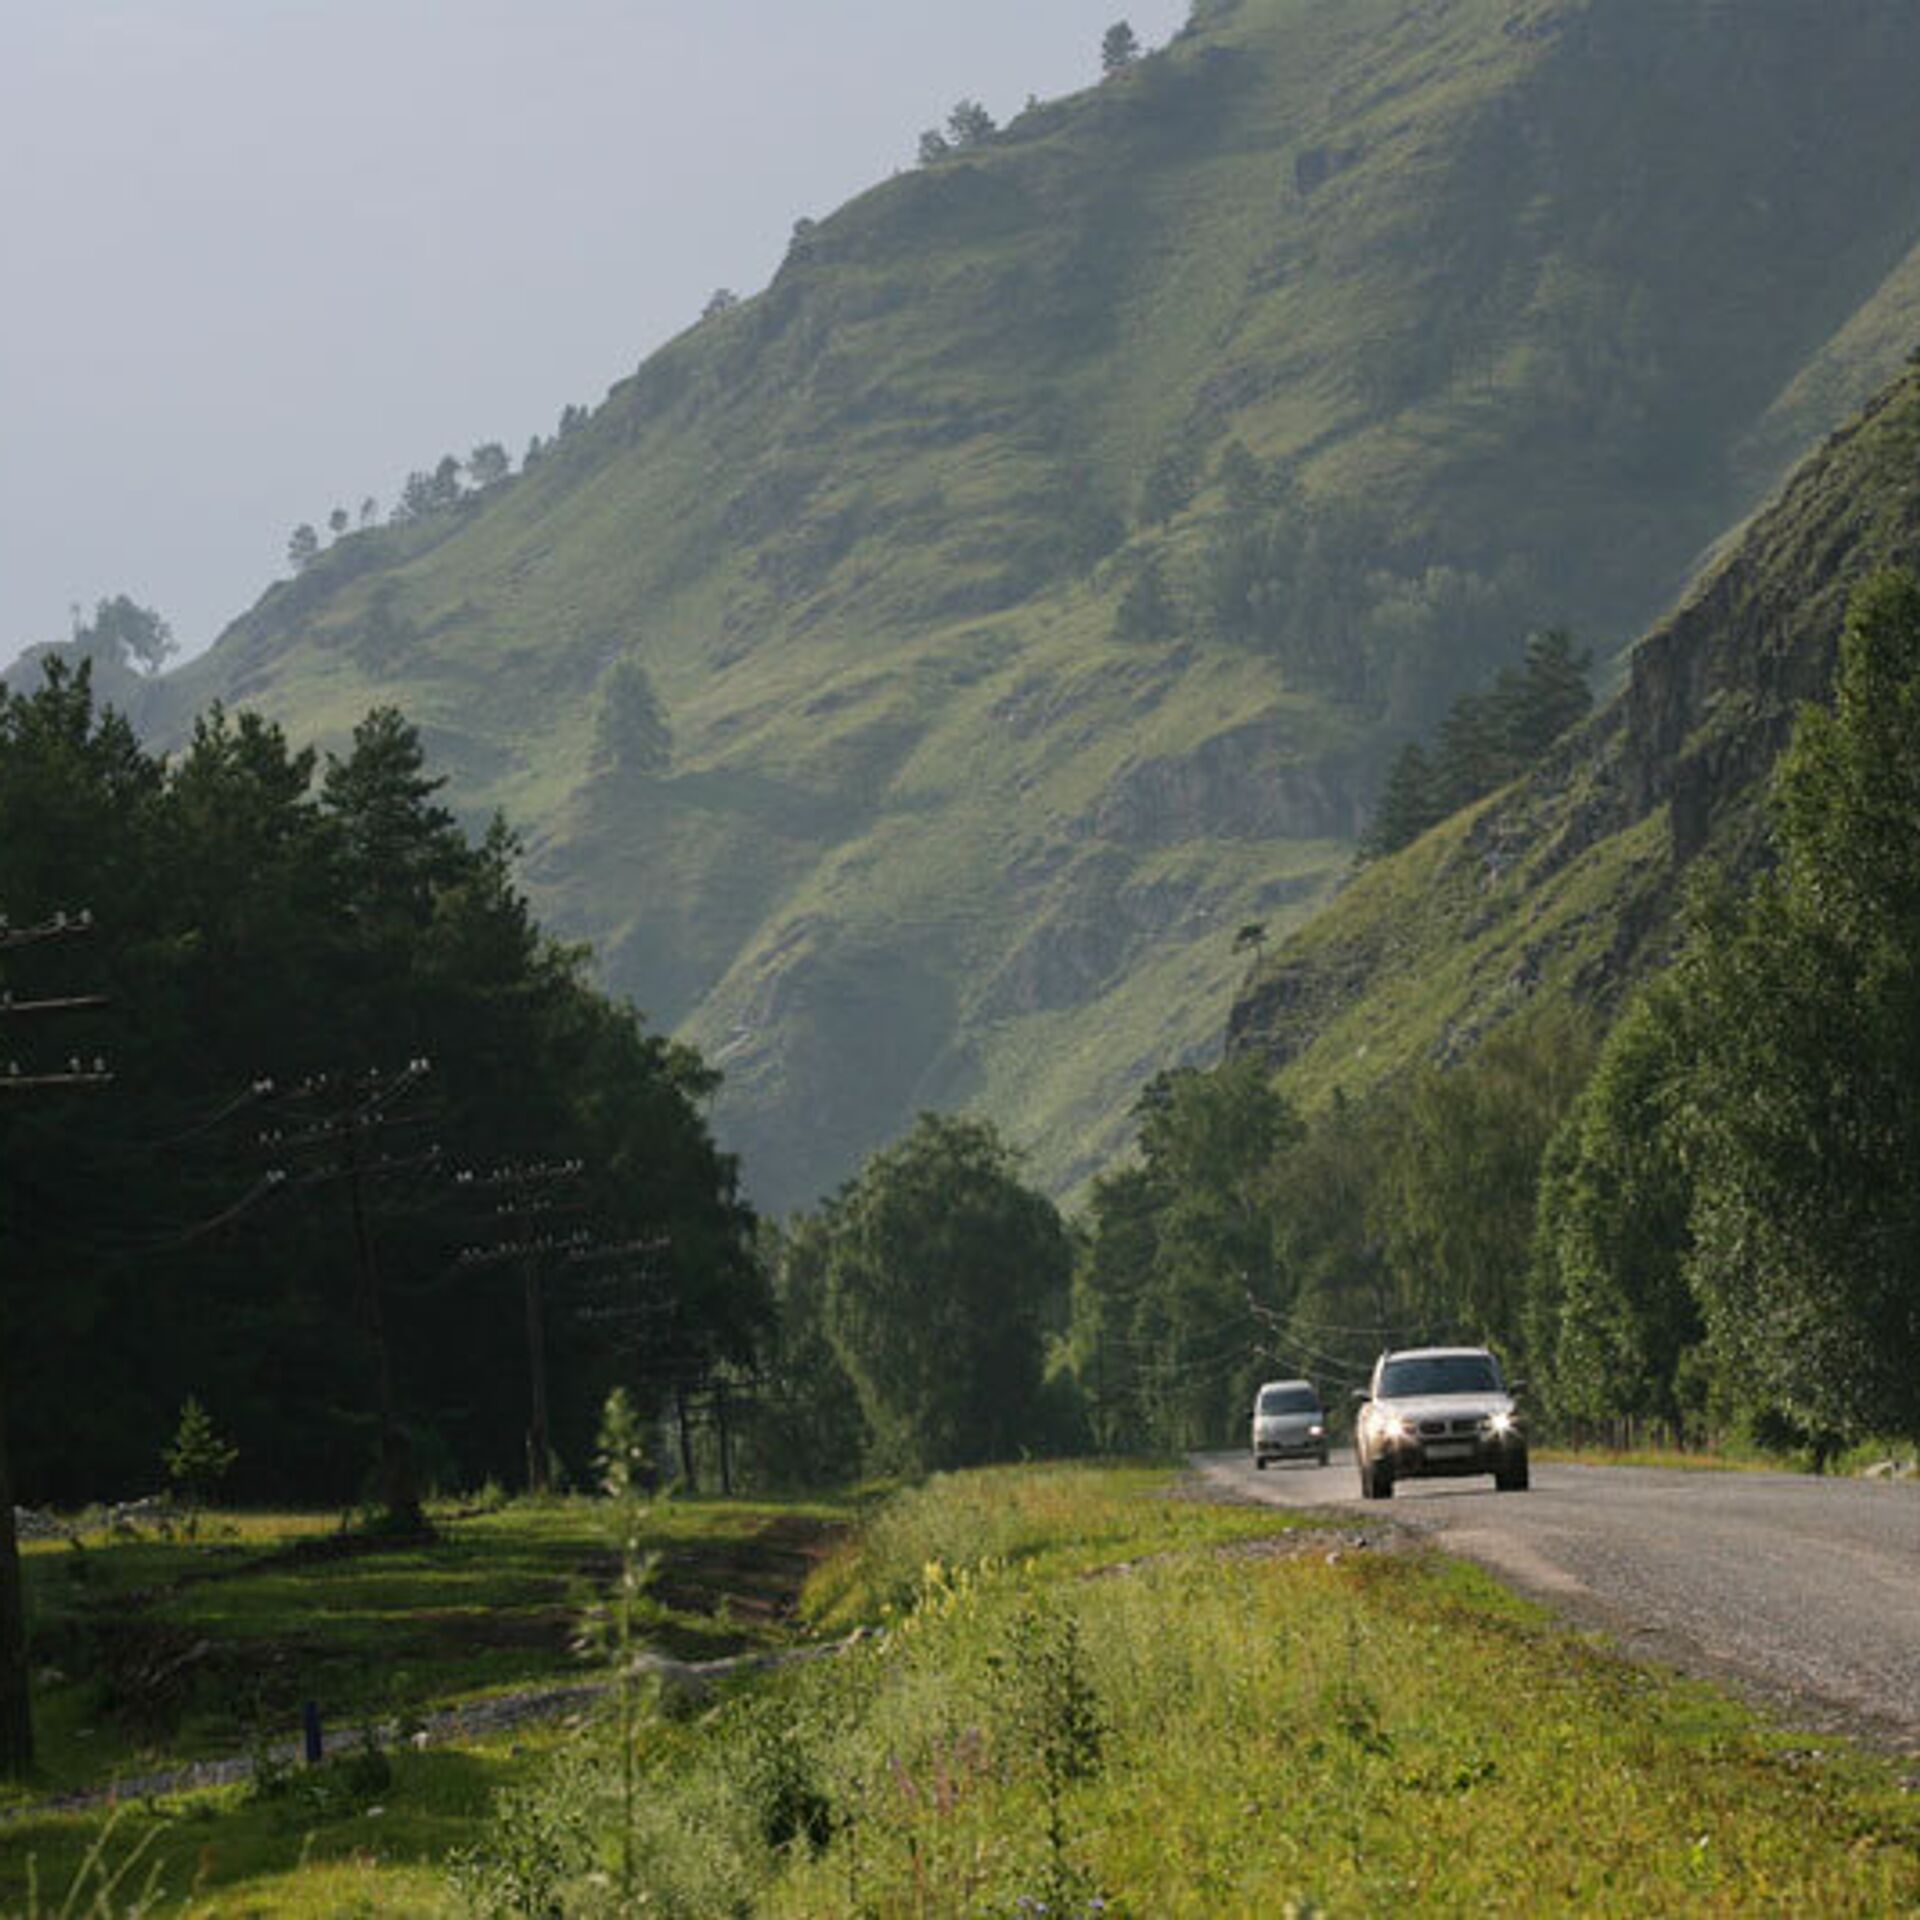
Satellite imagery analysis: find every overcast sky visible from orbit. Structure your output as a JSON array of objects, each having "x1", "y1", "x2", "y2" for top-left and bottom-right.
[{"x1": 1, "y1": 0, "x2": 1190, "y2": 668}]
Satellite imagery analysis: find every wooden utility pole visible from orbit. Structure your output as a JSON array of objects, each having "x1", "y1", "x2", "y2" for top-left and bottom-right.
[
  {"x1": 343, "y1": 1119, "x2": 421, "y2": 1530},
  {"x1": 675, "y1": 1383, "x2": 695, "y2": 1492},
  {"x1": 264, "y1": 1061, "x2": 436, "y2": 1533},
  {"x1": 0, "y1": 1372, "x2": 30, "y2": 1779},
  {"x1": 453, "y1": 1160, "x2": 584, "y2": 1495},
  {"x1": 0, "y1": 910, "x2": 111, "y2": 1778}
]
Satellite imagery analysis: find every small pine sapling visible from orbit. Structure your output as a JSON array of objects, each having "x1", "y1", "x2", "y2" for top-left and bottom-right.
[{"x1": 161, "y1": 1396, "x2": 239, "y2": 1518}]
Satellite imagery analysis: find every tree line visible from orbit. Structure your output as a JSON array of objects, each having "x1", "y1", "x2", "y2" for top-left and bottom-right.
[
  {"x1": 0, "y1": 663, "x2": 763, "y2": 1513},
  {"x1": 914, "y1": 23, "x2": 1141, "y2": 167},
  {"x1": 1113, "y1": 437, "x2": 1549, "y2": 723},
  {"x1": 1357, "y1": 626, "x2": 1592, "y2": 861},
  {"x1": 755, "y1": 571, "x2": 1920, "y2": 1479},
  {"x1": 283, "y1": 400, "x2": 594, "y2": 576},
  {"x1": 1535, "y1": 569, "x2": 1920, "y2": 1457},
  {"x1": 8, "y1": 576, "x2": 1910, "y2": 1519},
  {"x1": 1074, "y1": 569, "x2": 1920, "y2": 1462}
]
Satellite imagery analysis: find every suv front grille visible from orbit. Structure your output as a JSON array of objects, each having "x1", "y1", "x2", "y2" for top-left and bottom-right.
[{"x1": 1417, "y1": 1417, "x2": 1481, "y2": 1438}]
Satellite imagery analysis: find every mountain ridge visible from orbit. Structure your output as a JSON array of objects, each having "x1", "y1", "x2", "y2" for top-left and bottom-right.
[
  {"x1": 1227, "y1": 357, "x2": 1920, "y2": 1095},
  {"x1": 43, "y1": 0, "x2": 1920, "y2": 1211}
]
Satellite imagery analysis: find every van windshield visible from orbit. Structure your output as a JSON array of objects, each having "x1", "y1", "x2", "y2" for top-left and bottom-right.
[{"x1": 1257, "y1": 1386, "x2": 1320, "y2": 1415}]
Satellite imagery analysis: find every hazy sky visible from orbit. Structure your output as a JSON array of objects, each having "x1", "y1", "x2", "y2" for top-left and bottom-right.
[{"x1": 2, "y1": 0, "x2": 1189, "y2": 668}]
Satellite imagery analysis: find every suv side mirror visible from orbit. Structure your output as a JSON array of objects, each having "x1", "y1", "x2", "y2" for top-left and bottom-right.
[
  {"x1": 1351, "y1": 1387, "x2": 1370, "y2": 1404},
  {"x1": 1508, "y1": 1379, "x2": 1529, "y2": 1398}
]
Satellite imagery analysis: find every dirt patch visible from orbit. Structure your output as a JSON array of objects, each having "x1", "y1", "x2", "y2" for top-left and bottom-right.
[
  {"x1": 650, "y1": 1513, "x2": 845, "y2": 1631},
  {"x1": 1087, "y1": 1525, "x2": 1403, "y2": 1585},
  {"x1": 1215, "y1": 1527, "x2": 1403, "y2": 1565},
  {"x1": 411, "y1": 1606, "x2": 577, "y2": 1654},
  {"x1": 235, "y1": 1524, "x2": 439, "y2": 1571}
]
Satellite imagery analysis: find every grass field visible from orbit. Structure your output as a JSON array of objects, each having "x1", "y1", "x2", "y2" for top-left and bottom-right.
[
  {"x1": 0, "y1": 1493, "x2": 847, "y2": 1915},
  {"x1": 4, "y1": 1467, "x2": 1916, "y2": 1915}
]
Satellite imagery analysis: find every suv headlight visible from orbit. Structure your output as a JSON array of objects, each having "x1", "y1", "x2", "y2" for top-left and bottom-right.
[
  {"x1": 1377, "y1": 1412, "x2": 1411, "y2": 1441},
  {"x1": 1485, "y1": 1410, "x2": 1518, "y2": 1436}
]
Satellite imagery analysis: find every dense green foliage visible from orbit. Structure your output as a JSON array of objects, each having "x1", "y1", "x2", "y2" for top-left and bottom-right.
[
  {"x1": 763, "y1": 1115, "x2": 1072, "y2": 1479},
  {"x1": 1069, "y1": 1015, "x2": 1589, "y2": 1446},
  {"x1": 1529, "y1": 985, "x2": 1700, "y2": 1426},
  {"x1": 1682, "y1": 572, "x2": 1920, "y2": 1438},
  {"x1": 591, "y1": 660, "x2": 672, "y2": 778},
  {"x1": 1541, "y1": 571, "x2": 1920, "y2": 1447},
  {"x1": 1072, "y1": 1057, "x2": 1298, "y2": 1449},
  {"x1": 0, "y1": 664, "x2": 763, "y2": 1510},
  {"x1": 1358, "y1": 628, "x2": 1592, "y2": 861},
  {"x1": 1074, "y1": 586, "x2": 1920, "y2": 1457}
]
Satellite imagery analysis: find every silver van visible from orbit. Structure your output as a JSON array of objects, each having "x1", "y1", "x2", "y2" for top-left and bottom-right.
[{"x1": 1250, "y1": 1378, "x2": 1328, "y2": 1469}]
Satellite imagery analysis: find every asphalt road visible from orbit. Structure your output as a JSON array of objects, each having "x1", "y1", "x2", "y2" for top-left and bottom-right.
[{"x1": 1192, "y1": 1450, "x2": 1920, "y2": 1755}]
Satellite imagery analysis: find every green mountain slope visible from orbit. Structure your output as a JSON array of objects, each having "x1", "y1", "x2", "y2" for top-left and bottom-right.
[
  {"x1": 140, "y1": 0, "x2": 1920, "y2": 1211},
  {"x1": 1229, "y1": 358, "x2": 1920, "y2": 1096}
]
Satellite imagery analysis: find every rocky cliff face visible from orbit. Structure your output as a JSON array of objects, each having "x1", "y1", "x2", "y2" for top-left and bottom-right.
[{"x1": 1228, "y1": 364, "x2": 1920, "y2": 1088}]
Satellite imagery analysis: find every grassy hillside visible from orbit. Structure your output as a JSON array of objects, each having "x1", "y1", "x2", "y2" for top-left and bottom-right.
[
  {"x1": 1230, "y1": 359, "x2": 1920, "y2": 1100},
  {"x1": 131, "y1": 0, "x2": 1920, "y2": 1211}
]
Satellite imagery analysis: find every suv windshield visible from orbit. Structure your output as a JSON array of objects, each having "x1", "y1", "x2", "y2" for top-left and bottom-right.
[
  {"x1": 1377, "y1": 1353, "x2": 1501, "y2": 1398},
  {"x1": 1257, "y1": 1386, "x2": 1320, "y2": 1415}
]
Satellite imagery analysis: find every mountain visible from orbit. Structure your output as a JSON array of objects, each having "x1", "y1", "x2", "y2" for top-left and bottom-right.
[
  {"x1": 1227, "y1": 356, "x2": 1920, "y2": 1095},
  {"x1": 110, "y1": 0, "x2": 1920, "y2": 1212}
]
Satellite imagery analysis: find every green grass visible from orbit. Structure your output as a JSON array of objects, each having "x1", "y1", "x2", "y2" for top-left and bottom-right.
[
  {"x1": 9, "y1": 1497, "x2": 847, "y2": 1800},
  {"x1": 0, "y1": 1492, "x2": 849, "y2": 1915},
  {"x1": 441, "y1": 1464, "x2": 1920, "y2": 1916},
  {"x1": 8, "y1": 1467, "x2": 1917, "y2": 1913},
  {"x1": 1536, "y1": 1446, "x2": 1774, "y2": 1475},
  {"x1": 0, "y1": 1734, "x2": 558, "y2": 1919}
]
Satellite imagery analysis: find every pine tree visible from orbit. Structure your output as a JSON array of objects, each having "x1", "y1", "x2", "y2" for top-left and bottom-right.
[
  {"x1": 1359, "y1": 742, "x2": 1440, "y2": 861},
  {"x1": 162, "y1": 1396, "x2": 239, "y2": 1508},
  {"x1": 1102, "y1": 21, "x2": 1140, "y2": 74},
  {"x1": 593, "y1": 662, "x2": 673, "y2": 777},
  {"x1": 1113, "y1": 555, "x2": 1177, "y2": 644}
]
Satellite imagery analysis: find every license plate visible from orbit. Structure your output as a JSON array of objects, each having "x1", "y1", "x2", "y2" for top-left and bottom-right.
[{"x1": 1424, "y1": 1441, "x2": 1472, "y2": 1460}]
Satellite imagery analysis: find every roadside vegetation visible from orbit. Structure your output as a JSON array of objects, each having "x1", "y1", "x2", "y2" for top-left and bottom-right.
[{"x1": 13, "y1": 1466, "x2": 1906, "y2": 1915}]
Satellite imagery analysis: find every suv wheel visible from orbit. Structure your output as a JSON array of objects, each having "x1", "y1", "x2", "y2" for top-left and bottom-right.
[{"x1": 1495, "y1": 1453, "x2": 1530, "y2": 1493}]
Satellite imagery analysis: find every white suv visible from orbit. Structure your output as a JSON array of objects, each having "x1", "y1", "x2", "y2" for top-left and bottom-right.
[{"x1": 1353, "y1": 1346, "x2": 1527, "y2": 1498}]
